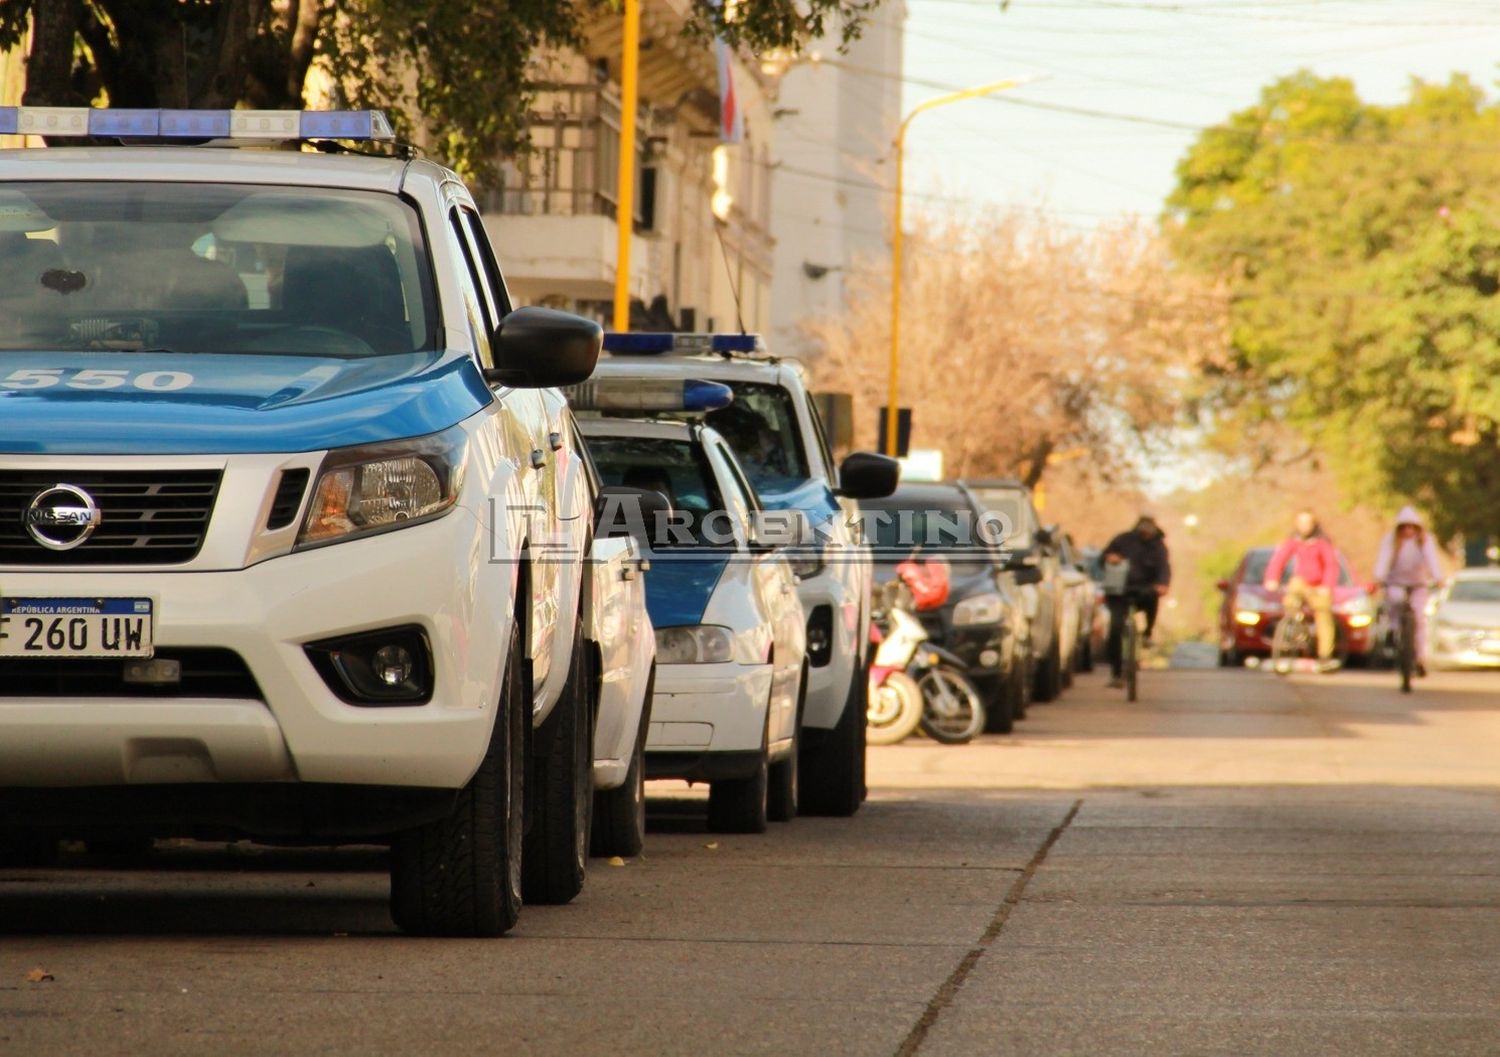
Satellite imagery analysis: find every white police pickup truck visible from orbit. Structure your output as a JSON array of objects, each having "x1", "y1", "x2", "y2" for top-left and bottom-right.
[
  {"x1": 0, "y1": 107, "x2": 610, "y2": 936},
  {"x1": 594, "y1": 336, "x2": 899, "y2": 816}
]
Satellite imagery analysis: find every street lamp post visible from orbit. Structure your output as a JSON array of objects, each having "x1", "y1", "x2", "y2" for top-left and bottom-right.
[
  {"x1": 612, "y1": 0, "x2": 642, "y2": 332},
  {"x1": 885, "y1": 78, "x2": 1028, "y2": 456}
]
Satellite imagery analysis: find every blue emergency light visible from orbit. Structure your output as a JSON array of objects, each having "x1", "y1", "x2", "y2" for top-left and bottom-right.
[
  {"x1": 0, "y1": 107, "x2": 395, "y2": 142},
  {"x1": 603, "y1": 332, "x2": 762, "y2": 355},
  {"x1": 566, "y1": 378, "x2": 734, "y2": 414}
]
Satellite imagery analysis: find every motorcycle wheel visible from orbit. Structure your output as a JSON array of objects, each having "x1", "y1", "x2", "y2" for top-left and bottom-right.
[
  {"x1": 866, "y1": 671, "x2": 924, "y2": 746},
  {"x1": 917, "y1": 666, "x2": 987, "y2": 745}
]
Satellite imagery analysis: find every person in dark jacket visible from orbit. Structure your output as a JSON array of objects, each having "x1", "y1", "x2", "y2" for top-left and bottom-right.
[{"x1": 1102, "y1": 514, "x2": 1171, "y2": 688}]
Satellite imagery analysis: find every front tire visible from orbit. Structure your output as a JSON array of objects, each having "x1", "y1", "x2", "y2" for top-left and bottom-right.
[
  {"x1": 800, "y1": 663, "x2": 868, "y2": 817},
  {"x1": 708, "y1": 728, "x2": 769, "y2": 835},
  {"x1": 390, "y1": 623, "x2": 525, "y2": 937},
  {"x1": 768, "y1": 668, "x2": 805, "y2": 823},
  {"x1": 523, "y1": 624, "x2": 594, "y2": 904},
  {"x1": 1033, "y1": 638, "x2": 1063, "y2": 703}
]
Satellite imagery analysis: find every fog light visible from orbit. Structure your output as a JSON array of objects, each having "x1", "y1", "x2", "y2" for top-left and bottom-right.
[
  {"x1": 1235, "y1": 610, "x2": 1261, "y2": 626},
  {"x1": 979, "y1": 649, "x2": 1000, "y2": 668},
  {"x1": 1347, "y1": 614, "x2": 1372, "y2": 629},
  {"x1": 304, "y1": 625, "x2": 433, "y2": 706},
  {"x1": 372, "y1": 645, "x2": 415, "y2": 686}
]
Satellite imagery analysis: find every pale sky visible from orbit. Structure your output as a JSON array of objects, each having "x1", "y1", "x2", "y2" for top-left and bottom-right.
[{"x1": 891, "y1": 0, "x2": 1500, "y2": 227}]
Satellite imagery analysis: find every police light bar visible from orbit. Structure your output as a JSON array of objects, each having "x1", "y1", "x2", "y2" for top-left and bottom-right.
[
  {"x1": 0, "y1": 107, "x2": 395, "y2": 142},
  {"x1": 566, "y1": 378, "x2": 734, "y2": 414},
  {"x1": 602, "y1": 332, "x2": 762, "y2": 355}
]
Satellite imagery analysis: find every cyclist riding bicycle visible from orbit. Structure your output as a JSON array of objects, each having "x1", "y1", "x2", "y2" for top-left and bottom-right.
[
  {"x1": 1102, "y1": 514, "x2": 1171, "y2": 689},
  {"x1": 1265, "y1": 510, "x2": 1341, "y2": 673},
  {"x1": 1373, "y1": 505, "x2": 1442, "y2": 678}
]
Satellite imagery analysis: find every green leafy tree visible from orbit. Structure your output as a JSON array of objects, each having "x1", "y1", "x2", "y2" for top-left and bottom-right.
[
  {"x1": 1167, "y1": 72, "x2": 1500, "y2": 540},
  {"x1": 1, "y1": 0, "x2": 882, "y2": 181}
]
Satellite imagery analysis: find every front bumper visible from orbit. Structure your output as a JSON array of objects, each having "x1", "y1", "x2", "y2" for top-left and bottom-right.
[
  {"x1": 644, "y1": 661, "x2": 771, "y2": 780},
  {"x1": 797, "y1": 564, "x2": 863, "y2": 732},
  {"x1": 0, "y1": 514, "x2": 511, "y2": 793}
]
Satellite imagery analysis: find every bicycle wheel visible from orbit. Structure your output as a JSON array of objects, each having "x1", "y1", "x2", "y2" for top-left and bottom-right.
[
  {"x1": 1123, "y1": 608, "x2": 1139, "y2": 702},
  {"x1": 1271, "y1": 612, "x2": 1310, "y2": 675},
  {"x1": 1398, "y1": 604, "x2": 1416, "y2": 694},
  {"x1": 917, "y1": 666, "x2": 986, "y2": 744}
]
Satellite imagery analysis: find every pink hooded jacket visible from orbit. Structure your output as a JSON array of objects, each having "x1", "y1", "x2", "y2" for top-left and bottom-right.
[{"x1": 1373, "y1": 505, "x2": 1442, "y2": 586}]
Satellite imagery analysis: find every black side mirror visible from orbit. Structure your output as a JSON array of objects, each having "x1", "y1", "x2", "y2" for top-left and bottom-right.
[
  {"x1": 484, "y1": 306, "x2": 601, "y2": 389},
  {"x1": 594, "y1": 485, "x2": 671, "y2": 547},
  {"x1": 1012, "y1": 562, "x2": 1044, "y2": 587},
  {"x1": 836, "y1": 451, "x2": 900, "y2": 499}
]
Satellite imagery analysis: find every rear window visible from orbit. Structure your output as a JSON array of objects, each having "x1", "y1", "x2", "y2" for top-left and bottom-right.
[
  {"x1": 0, "y1": 182, "x2": 436, "y2": 357},
  {"x1": 586, "y1": 434, "x2": 726, "y2": 547}
]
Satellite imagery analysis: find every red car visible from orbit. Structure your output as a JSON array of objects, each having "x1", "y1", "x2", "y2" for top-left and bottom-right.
[{"x1": 1216, "y1": 545, "x2": 1376, "y2": 666}]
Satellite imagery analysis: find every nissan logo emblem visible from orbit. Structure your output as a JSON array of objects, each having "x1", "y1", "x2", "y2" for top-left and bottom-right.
[{"x1": 24, "y1": 483, "x2": 101, "y2": 551}]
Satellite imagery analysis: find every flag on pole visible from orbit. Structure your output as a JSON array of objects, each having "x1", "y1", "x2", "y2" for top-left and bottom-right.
[{"x1": 715, "y1": 36, "x2": 744, "y2": 144}]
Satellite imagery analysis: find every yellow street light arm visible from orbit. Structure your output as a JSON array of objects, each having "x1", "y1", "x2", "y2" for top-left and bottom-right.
[{"x1": 885, "y1": 76, "x2": 1034, "y2": 456}]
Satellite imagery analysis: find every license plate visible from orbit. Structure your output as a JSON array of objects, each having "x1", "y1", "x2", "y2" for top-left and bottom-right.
[{"x1": 0, "y1": 598, "x2": 154, "y2": 659}]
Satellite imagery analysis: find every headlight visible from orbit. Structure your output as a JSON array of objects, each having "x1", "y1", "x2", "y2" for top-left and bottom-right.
[
  {"x1": 298, "y1": 426, "x2": 467, "y2": 548},
  {"x1": 655, "y1": 625, "x2": 733, "y2": 664},
  {"x1": 953, "y1": 592, "x2": 1004, "y2": 626}
]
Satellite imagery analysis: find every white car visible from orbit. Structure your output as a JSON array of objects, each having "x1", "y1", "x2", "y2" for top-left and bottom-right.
[
  {"x1": 0, "y1": 107, "x2": 607, "y2": 936},
  {"x1": 577, "y1": 412, "x2": 807, "y2": 834},
  {"x1": 593, "y1": 336, "x2": 899, "y2": 816},
  {"x1": 1427, "y1": 569, "x2": 1500, "y2": 670}
]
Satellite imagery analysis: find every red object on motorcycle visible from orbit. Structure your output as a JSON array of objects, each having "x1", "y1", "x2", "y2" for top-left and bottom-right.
[{"x1": 896, "y1": 556, "x2": 951, "y2": 610}]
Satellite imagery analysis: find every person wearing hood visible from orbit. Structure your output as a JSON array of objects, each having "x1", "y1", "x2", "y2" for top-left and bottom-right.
[
  {"x1": 1373, "y1": 505, "x2": 1443, "y2": 676},
  {"x1": 1265, "y1": 510, "x2": 1343, "y2": 670},
  {"x1": 1102, "y1": 514, "x2": 1171, "y2": 688}
]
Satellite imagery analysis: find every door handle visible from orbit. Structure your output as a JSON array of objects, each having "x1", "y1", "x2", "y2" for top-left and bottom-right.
[
  {"x1": 530, "y1": 449, "x2": 546, "y2": 469},
  {"x1": 549, "y1": 431, "x2": 563, "y2": 451}
]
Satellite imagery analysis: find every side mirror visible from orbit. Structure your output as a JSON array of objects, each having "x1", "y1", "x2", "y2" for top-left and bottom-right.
[
  {"x1": 484, "y1": 306, "x2": 601, "y2": 389},
  {"x1": 836, "y1": 451, "x2": 900, "y2": 499},
  {"x1": 1034, "y1": 526, "x2": 1054, "y2": 548},
  {"x1": 1216, "y1": 579, "x2": 1231, "y2": 592},
  {"x1": 594, "y1": 485, "x2": 671, "y2": 547}
]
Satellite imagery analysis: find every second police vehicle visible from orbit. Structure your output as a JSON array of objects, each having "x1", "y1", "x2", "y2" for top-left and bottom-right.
[
  {"x1": 0, "y1": 106, "x2": 633, "y2": 936},
  {"x1": 572, "y1": 376, "x2": 807, "y2": 833},
  {"x1": 592, "y1": 335, "x2": 900, "y2": 816}
]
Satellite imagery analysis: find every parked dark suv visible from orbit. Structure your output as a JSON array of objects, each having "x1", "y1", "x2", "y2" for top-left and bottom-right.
[
  {"x1": 959, "y1": 479, "x2": 1067, "y2": 707},
  {"x1": 858, "y1": 483, "x2": 1031, "y2": 732}
]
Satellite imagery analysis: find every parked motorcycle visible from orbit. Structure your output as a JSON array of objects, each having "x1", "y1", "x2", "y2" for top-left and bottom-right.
[
  {"x1": 866, "y1": 582, "x2": 925, "y2": 745},
  {"x1": 909, "y1": 642, "x2": 986, "y2": 744}
]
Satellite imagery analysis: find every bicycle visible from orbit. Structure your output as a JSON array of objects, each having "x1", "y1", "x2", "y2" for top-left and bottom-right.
[
  {"x1": 1120, "y1": 595, "x2": 1141, "y2": 701},
  {"x1": 1270, "y1": 601, "x2": 1317, "y2": 675},
  {"x1": 1382, "y1": 582, "x2": 1438, "y2": 694}
]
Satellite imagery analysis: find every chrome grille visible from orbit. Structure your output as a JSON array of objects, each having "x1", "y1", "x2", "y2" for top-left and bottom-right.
[{"x1": 0, "y1": 470, "x2": 221, "y2": 566}]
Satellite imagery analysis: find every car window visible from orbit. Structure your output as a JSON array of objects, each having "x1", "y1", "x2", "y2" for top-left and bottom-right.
[
  {"x1": 446, "y1": 209, "x2": 495, "y2": 366},
  {"x1": 1447, "y1": 579, "x2": 1500, "y2": 603},
  {"x1": 965, "y1": 488, "x2": 1032, "y2": 550},
  {"x1": 704, "y1": 382, "x2": 810, "y2": 496},
  {"x1": 585, "y1": 434, "x2": 728, "y2": 547},
  {"x1": 858, "y1": 492, "x2": 998, "y2": 571},
  {"x1": 459, "y1": 206, "x2": 511, "y2": 317},
  {"x1": 708, "y1": 440, "x2": 757, "y2": 543},
  {"x1": 0, "y1": 182, "x2": 435, "y2": 357}
]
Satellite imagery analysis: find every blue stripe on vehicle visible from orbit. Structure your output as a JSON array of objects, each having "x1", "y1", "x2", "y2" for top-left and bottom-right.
[
  {"x1": 0, "y1": 351, "x2": 493, "y2": 455},
  {"x1": 645, "y1": 554, "x2": 730, "y2": 629}
]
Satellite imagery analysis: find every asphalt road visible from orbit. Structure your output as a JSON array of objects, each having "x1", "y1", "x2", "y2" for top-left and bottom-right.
[{"x1": 4, "y1": 664, "x2": 1500, "y2": 1056}]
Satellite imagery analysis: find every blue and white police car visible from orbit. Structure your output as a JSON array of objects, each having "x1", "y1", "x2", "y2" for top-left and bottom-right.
[
  {"x1": 0, "y1": 107, "x2": 611, "y2": 936},
  {"x1": 573, "y1": 378, "x2": 807, "y2": 833},
  {"x1": 592, "y1": 336, "x2": 899, "y2": 816}
]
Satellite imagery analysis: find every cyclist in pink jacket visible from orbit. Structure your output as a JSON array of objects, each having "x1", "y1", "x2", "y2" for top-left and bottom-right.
[
  {"x1": 1264, "y1": 510, "x2": 1342, "y2": 670},
  {"x1": 1373, "y1": 505, "x2": 1443, "y2": 676}
]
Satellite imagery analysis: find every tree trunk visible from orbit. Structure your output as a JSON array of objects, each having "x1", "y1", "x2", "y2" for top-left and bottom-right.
[{"x1": 23, "y1": 0, "x2": 84, "y2": 106}]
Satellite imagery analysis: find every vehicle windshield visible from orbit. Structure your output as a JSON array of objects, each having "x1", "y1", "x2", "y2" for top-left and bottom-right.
[
  {"x1": 0, "y1": 182, "x2": 436, "y2": 357},
  {"x1": 1244, "y1": 549, "x2": 1355, "y2": 588},
  {"x1": 1447, "y1": 579, "x2": 1500, "y2": 603},
  {"x1": 965, "y1": 487, "x2": 1031, "y2": 550},
  {"x1": 858, "y1": 492, "x2": 999, "y2": 570},
  {"x1": 585, "y1": 434, "x2": 727, "y2": 547},
  {"x1": 704, "y1": 382, "x2": 809, "y2": 496}
]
